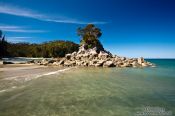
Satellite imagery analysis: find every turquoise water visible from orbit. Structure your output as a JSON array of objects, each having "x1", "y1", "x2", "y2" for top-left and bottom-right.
[{"x1": 0, "y1": 59, "x2": 175, "y2": 116}]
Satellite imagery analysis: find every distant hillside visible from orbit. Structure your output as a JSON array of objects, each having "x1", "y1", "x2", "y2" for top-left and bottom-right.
[{"x1": 6, "y1": 40, "x2": 79, "y2": 58}]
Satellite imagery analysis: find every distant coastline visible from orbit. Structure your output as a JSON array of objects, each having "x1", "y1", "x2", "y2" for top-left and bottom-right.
[{"x1": 0, "y1": 24, "x2": 155, "y2": 68}]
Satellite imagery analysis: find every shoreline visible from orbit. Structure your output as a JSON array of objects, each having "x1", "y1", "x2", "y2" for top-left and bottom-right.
[
  {"x1": 0, "y1": 64, "x2": 69, "y2": 82},
  {"x1": 0, "y1": 64, "x2": 71, "y2": 93},
  {"x1": 0, "y1": 64, "x2": 45, "y2": 71}
]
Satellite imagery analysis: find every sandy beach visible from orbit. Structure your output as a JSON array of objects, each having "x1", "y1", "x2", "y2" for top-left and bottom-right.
[
  {"x1": 0, "y1": 64, "x2": 67, "y2": 79},
  {"x1": 0, "y1": 64, "x2": 45, "y2": 71}
]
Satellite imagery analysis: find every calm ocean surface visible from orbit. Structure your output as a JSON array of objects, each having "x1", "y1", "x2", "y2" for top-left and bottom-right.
[{"x1": 0, "y1": 59, "x2": 175, "y2": 116}]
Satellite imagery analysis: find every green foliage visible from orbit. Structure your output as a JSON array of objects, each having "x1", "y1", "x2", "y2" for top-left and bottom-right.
[
  {"x1": 77, "y1": 24, "x2": 102, "y2": 39},
  {"x1": 0, "y1": 30, "x2": 8, "y2": 58},
  {"x1": 6, "y1": 41, "x2": 79, "y2": 58},
  {"x1": 77, "y1": 24, "x2": 104, "y2": 51},
  {"x1": 0, "y1": 30, "x2": 2, "y2": 38},
  {"x1": 1, "y1": 24, "x2": 104, "y2": 58}
]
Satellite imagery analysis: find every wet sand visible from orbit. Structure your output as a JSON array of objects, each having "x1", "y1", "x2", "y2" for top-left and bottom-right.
[
  {"x1": 0, "y1": 64, "x2": 64, "y2": 78},
  {"x1": 0, "y1": 64, "x2": 68, "y2": 91}
]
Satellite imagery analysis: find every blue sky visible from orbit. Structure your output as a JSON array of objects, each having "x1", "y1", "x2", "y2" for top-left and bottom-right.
[{"x1": 0, "y1": 0, "x2": 175, "y2": 58}]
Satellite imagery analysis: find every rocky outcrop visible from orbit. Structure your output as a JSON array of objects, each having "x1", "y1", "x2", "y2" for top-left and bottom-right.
[
  {"x1": 29, "y1": 44, "x2": 155, "y2": 68},
  {"x1": 49, "y1": 44, "x2": 155, "y2": 68}
]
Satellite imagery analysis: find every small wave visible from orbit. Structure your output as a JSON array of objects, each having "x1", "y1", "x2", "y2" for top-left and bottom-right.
[
  {"x1": 0, "y1": 68, "x2": 72, "y2": 93},
  {"x1": 4, "y1": 67, "x2": 71, "y2": 82},
  {"x1": 0, "y1": 86, "x2": 20, "y2": 93},
  {"x1": 41, "y1": 68, "x2": 71, "y2": 76},
  {"x1": 0, "y1": 89, "x2": 7, "y2": 93}
]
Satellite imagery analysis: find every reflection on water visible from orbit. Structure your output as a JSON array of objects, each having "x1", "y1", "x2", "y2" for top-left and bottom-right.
[{"x1": 0, "y1": 60, "x2": 175, "y2": 116}]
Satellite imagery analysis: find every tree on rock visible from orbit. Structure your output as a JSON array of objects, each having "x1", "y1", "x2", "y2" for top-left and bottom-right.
[{"x1": 77, "y1": 24, "x2": 104, "y2": 51}]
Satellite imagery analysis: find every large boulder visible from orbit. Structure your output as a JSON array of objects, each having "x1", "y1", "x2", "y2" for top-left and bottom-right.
[
  {"x1": 98, "y1": 51, "x2": 109, "y2": 59},
  {"x1": 121, "y1": 62, "x2": 132, "y2": 67},
  {"x1": 89, "y1": 60, "x2": 98, "y2": 66},
  {"x1": 121, "y1": 57, "x2": 126, "y2": 61},
  {"x1": 95, "y1": 60, "x2": 105, "y2": 67},
  {"x1": 103, "y1": 61, "x2": 115, "y2": 67},
  {"x1": 64, "y1": 61, "x2": 76, "y2": 67},
  {"x1": 138, "y1": 57, "x2": 144, "y2": 64},
  {"x1": 53, "y1": 61, "x2": 60, "y2": 66},
  {"x1": 59, "y1": 59, "x2": 65, "y2": 65},
  {"x1": 71, "y1": 52, "x2": 77, "y2": 56},
  {"x1": 48, "y1": 59, "x2": 57, "y2": 64},
  {"x1": 141, "y1": 62, "x2": 148, "y2": 67},
  {"x1": 89, "y1": 48, "x2": 98, "y2": 56},
  {"x1": 77, "y1": 44, "x2": 87, "y2": 54},
  {"x1": 83, "y1": 53, "x2": 90, "y2": 57},
  {"x1": 115, "y1": 61, "x2": 124, "y2": 67},
  {"x1": 40, "y1": 59, "x2": 49, "y2": 65},
  {"x1": 131, "y1": 61, "x2": 140, "y2": 67},
  {"x1": 65, "y1": 54, "x2": 71, "y2": 60}
]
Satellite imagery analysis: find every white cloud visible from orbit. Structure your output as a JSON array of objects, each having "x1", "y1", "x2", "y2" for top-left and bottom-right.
[
  {"x1": 0, "y1": 24, "x2": 47, "y2": 33},
  {"x1": 7, "y1": 36, "x2": 34, "y2": 39},
  {"x1": 0, "y1": 3, "x2": 107, "y2": 24},
  {"x1": 6, "y1": 36, "x2": 34, "y2": 43},
  {"x1": 7, "y1": 39, "x2": 26, "y2": 43}
]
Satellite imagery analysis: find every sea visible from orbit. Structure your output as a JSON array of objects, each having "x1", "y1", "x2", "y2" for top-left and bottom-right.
[{"x1": 0, "y1": 59, "x2": 174, "y2": 116}]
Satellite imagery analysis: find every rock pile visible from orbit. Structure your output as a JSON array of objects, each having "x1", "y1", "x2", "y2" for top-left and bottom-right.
[{"x1": 44, "y1": 44, "x2": 155, "y2": 68}]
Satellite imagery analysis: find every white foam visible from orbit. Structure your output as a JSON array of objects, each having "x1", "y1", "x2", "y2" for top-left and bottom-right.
[
  {"x1": 0, "y1": 89, "x2": 7, "y2": 93},
  {"x1": 4, "y1": 68, "x2": 71, "y2": 81},
  {"x1": 0, "y1": 68, "x2": 72, "y2": 93},
  {"x1": 0, "y1": 86, "x2": 25, "y2": 93},
  {"x1": 42, "y1": 68, "x2": 71, "y2": 76},
  {"x1": 0, "y1": 86, "x2": 16, "y2": 93}
]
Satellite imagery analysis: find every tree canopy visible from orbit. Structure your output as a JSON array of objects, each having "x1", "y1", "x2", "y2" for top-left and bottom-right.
[
  {"x1": 6, "y1": 41, "x2": 79, "y2": 58},
  {"x1": 77, "y1": 24, "x2": 104, "y2": 51}
]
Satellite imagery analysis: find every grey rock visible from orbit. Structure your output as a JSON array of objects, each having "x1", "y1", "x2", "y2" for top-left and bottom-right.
[
  {"x1": 138, "y1": 57, "x2": 144, "y2": 64},
  {"x1": 53, "y1": 62, "x2": 59, "y2": 66},
  {"x1": 141, "y1": 63, "x2": 148, "y2": 67},
  {"x1": 59, "y1": 59, "x2": 65, "y2": 65},
  {"x1": 89, "y1": 49, "x2": 98, "y2": 56},
  {"x1": 65, "y1": 54, "x2": 71, "y2": 60},
  {"x1": 40, "y1": 59, "x2": 49, "y2": 65},
  {"x1": 49, "y1": 44, "x2": 155, "y2": 68},
  {"x1": 103, "y1": 61, "x2": 114, "y2": 67},
  {"x1": 98, "y1": 51, "x2": 109, "y2": 59},
  {"x1": 132, "y1": 61, "x2": 140, "y2": 67},
  {"x1": 121, "y1": 57, "x2": 126, "y2": 61}
]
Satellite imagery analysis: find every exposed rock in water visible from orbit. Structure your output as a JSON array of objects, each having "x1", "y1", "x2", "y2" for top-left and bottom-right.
[
  {"x1": 103, "y1": 61, "x2": 115, "y2": 67},
  {"x1": 29, "y1": 44, "x2": 155, "y2": 68},
  {"x1": 50, "y1": 44, "x2": 155, "y2": 68},
  {"x1": 40, "y1": 59, "x2": 49, "y2": 65},
  {"x1": 138, "y1": 57, "x2": 144, "y2": 64}
]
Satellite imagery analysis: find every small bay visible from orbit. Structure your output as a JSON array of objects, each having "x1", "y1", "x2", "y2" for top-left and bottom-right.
[{"x1": 0, "y1": 59, "x2": 175, "y2": 116}]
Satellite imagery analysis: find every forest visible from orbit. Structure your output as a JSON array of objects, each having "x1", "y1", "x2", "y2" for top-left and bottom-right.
[
  {"x1": 0, "y1": 30, "x2": 79, "y2": 58},
  {"x1": 0, "y1": 24, "x2": 102, "y2": 58}
]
